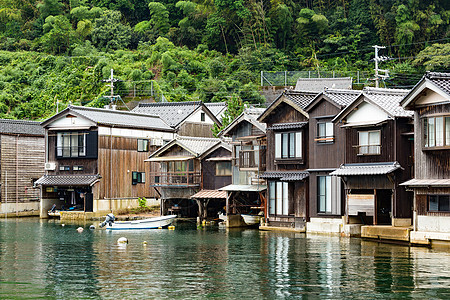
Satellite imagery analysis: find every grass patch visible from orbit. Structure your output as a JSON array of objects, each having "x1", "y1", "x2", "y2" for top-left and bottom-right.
[{"x1": 115, "y1": 205, "x2": 160, "y2": 216}]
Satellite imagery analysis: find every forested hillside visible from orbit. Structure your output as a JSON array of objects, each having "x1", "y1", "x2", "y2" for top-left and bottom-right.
[{"x1": 0, "y1": 0, "x2": 449, "y2": 120}]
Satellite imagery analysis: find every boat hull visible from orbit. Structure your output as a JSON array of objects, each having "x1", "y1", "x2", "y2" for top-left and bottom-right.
[
  {"x1": 241, "y1": 214, "x2": 261, "y2": 226},
  {"x1": 106, "y1": 215, "x2": 177, "y2": 230}
]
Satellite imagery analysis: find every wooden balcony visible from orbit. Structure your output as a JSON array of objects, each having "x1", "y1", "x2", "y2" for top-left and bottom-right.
[
  {"x1": 239, "y1": 148, "x2": 266, "y2": 171},
  {"x1": 148, "y1": 171, "x2": 201, "y2": 187}
]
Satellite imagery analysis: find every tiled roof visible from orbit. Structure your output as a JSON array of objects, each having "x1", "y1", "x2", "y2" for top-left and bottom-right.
[
  {"x1": 35, "y1": 174, "x2": 101, "y2": 186},
  {"x1": 283, "y1": 90, "x2": 318, "y2": 109},
  {"x1": 260, "y1": 171, "x2": 309, "y2": 181},
  {"x1": 60, "y1": 106, "x2": 173, "y2": 131},
  {"x1": 267, "y1": 122, "x2": 307, "y2": 131},
  {"x1": 191, "y1": 190, "x2": 227, "y2": 199},
  {"x1": 176, "y1": 136, "x2": 221, "y2": 156},
  {"x1": 362, "y1": 87, "x2": 412, "y2": 117},
  {"x1": 132, "y1": 101, "x2": 203, "y2": 127},
  {"x1": 330, "y1": 162, "x2": 401, "y2": 176},
  {"x1": 324, "y1": 89, "x2": 362, "y2": 107},
  {"x1": 400, "y1": 178, "x2": 450, "y2": 187},
  {"x1": 205, "y1": 102, "x2": 227, "y2": 118},
  {"x1": 0, "y1": 119, "x2": 44, "y2": 136},
  {"x1": 220, "y1": 107, "x2": 267, "y2": 136},
  {"x1": 425, "y1": 72, "x2": 450, "y2": 96}
]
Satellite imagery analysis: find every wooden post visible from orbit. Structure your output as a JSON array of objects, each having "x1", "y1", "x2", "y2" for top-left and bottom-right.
[{"x1": 374, "y1": 189, "x2": 377, "y2": 225}]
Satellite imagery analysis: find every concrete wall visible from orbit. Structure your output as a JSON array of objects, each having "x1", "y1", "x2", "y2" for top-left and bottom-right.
[
  {"x1": 417, "y1": 215, "x2": 450, "y2": 232},
  {"x1": 1, "y1": 202, "x2": 39, "y2": 214}
]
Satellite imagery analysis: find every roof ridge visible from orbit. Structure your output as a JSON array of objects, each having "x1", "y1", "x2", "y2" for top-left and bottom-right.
[
  {"x1": 363, "y1": 87, "x2": 410, "y2": 95},
  {"x1": 426, "y1": 71, "x2": 450, "y2": 79},
  {"x1": 137, "y1": 101, "x2": 202, "y2": 107},
  {"x1": 70, "y1": 105, "x2": 162, "y2": 119},
  {"x1": 0, "y1": 119, "x2": 41, "y2": 124},
  {"x1": 177, "y1": 136, "x2": 220, "y2": 141}
]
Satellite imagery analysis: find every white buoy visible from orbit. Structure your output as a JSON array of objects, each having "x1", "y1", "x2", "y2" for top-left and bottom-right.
[
  {"x1": 89, "y1": 225, "x2": 95, "y2": 230},
  {"x1": 77, "y1": 227, "x2": 84, "y2": 233},
  {"x1": 61, "y1": 224, "x2": 65, "y2": 227},
  {"x1": 143, "y1": 241, "x2": 148, "y2": 245},
  {"x1": 117, "y1": 237, "x2": 128, "y2": 244}
]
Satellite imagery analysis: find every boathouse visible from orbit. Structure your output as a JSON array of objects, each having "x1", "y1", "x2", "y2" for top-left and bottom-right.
[
  {"x1": 331, "y1": 88, "x2": 414, "y2": 239},
  {"x1": 400, "y1": 72, "x2": 450, "y2": 246},
  {"x1": 35, "y1": 105, "x2": 175, "y2": 219},
  {"x1": 257, "y1": 90, "x2": 318, "y2": 231},
  {"x1": 304, "y1": 89, "x2": 361, "y2": 234},
  {"x1": 0, "y1": 119, "x2": 45, "y2": 216}
]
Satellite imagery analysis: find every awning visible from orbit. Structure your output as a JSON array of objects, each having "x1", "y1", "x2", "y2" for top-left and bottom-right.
[
  {"x1": 219, "y1": 184, "x2": 267, "y2": 192},
  {"x1": 191, "y1": 190, "x2": 227, "y2": 199},
  {"x1": 34, "y1": 174, "x2": 101, "y2": 186},
  {"x1": 145, "y1": 156, "x2": 194, "y2": 162},
  {"x1": 206, "y1": 157, "x2": 232, "y2": 161},
  {"x1": 260, "y1": 171, "x2": 309, "y2": 181},
  {"x1": 330, "y1": 162, "x2": 401, "y2": 176},
  {"x1": 400, "y1": 179, "x2": 450, "y2": 187},
  {"x1": 267, "y1": 122, "x2": 307, "y2": 131},
  {"x1": 340, "y1": 119, "x2": 388, "y2": 128}
]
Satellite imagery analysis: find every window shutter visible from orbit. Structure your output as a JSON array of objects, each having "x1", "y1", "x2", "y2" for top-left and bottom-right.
[
  {"x1": 295, "y1": 132, "x2": 302, "y2": 158},
  {"x1": 275, "y1": 133, "x2": 281, "y2": 158},
  {"x1": 85, "y1": 131, "x2": 98, "y2": 159}
]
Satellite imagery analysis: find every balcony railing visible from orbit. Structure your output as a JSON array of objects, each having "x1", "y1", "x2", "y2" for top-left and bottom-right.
[
  {"x1": 239, "y1": 148, "x2": 266, "y2": 170},
  {"x1": 148, "y1": 171, "x2": 201, "y2": 187}
]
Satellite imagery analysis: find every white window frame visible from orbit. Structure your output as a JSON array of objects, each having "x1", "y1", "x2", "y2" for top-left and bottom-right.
[
  {"x1": 275, "y1": 131, "x2": 302, "y2": 159},
  {"x1": 358, "y1": 130, "x2": 381, "y2": 155},
  {"x1": 269, "y1": 181, "x2": 289, "y2": 216},
  {"x1": 423, "y1": 116, "x2": 450, "y2": 148},
  {"x1": 316, "y1": 122, "x2": 334, "y2": 143}
]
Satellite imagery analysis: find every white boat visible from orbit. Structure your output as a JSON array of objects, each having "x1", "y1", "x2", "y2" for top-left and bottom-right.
[
  {"x1": 105, "y1": 215, "x2": 177, "y2": 230},
  {"x1": 241, "y1": 214, "x2": 261, "y2": 226}
]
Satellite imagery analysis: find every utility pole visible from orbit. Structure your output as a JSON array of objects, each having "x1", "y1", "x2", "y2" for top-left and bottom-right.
[
  {"x1": 372, "y1": 45, "x2": 389, "y2": 88},
  {"x1": 101, "y1": 69, "x2": 129, "y2": 110}
]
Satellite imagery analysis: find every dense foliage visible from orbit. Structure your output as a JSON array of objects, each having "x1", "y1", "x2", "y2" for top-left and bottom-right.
[{"x1": 0, "y1": 0, "x2": 448, "y2": 120}]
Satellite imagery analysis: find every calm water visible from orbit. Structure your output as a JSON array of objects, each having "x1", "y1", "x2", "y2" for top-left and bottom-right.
[{"x1": 0, "y1": 218, "x2": 449, "y2": 299}]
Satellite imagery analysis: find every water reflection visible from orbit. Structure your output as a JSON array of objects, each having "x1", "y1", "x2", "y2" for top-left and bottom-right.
[{"x1": 1, "y1": 219, "x2": 450, "y2": 299}]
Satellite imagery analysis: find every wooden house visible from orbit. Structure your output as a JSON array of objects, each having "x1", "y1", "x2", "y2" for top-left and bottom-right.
[
  {"x1": 257, "y1": 90, "x2": 318, "y2": 230},
  {"x1": 132, "y1": 101, "x2": 226, "y2": 137},
  {"x1": 331, "y1": 88, "x2": 414, "y2": 230},
  {"x1": 304, "y1": 89, "x2": 361, "y2": 233},
  {"x1": 35, "y1": 105, "x2": 175, "y2": 219},
  {"x1": 400, "y1": 72, "x2": 450, "y2": 246},
  {"x1": 146, "y1": 136, "x2": 230, "y2": 218},
  {"x1": 0, "y1": 119, "x2": 45, "y2": 216},
  {"x1": 219, "y1": 107, "x2": 267, "y2": 222}
]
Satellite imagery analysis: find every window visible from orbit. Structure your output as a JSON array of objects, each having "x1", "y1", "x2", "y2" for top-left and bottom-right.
[
  {"x1": 358, "y1": 130, "x2": 381, "y2": 155},
  {"x1": 216, "y1": 161, "x2": 232, "y2": 176},
  {"x1": 56, "y1": 132, "x2": 86, "y2": 158},
  {"x1": 73, "y1": 166, "x2": 84, "y2": 171},
  {"x1": 275, "y1": 132, "x2": 302, "y2": 159},
  {"x1": 59, "y1": 166, "x2": 70, "y2": 171},
  {"x1": 317, "y1": 176, "x2": 342, "y2": 215},
  {"x1": 428, "y1": 195, "x2": 450, "y2": 212},
  {"x1": 268, "y1": 181, "x2": 289, "y2": 215},
  {"x1": 423, "y1": 116, "x2": 450, "y2": 148},
  {"x1": 200, "y1": 112, "x2": 206, "y2": 122},
  {"x1": 132, "y1": 172, "x2": 146, "y2": 185},
  {"x1": 137, "y1": 139, "x2": 149, "y2": 152},
  {"x1": 316, "y1": 122, "x2": 334, "y2": 143}
]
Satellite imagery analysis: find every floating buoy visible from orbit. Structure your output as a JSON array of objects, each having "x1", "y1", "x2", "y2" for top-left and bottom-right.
[
  {"x1": 117, "y1": 237, "x2": 128, "y2": 244},
  {"x1": 143, "y1": 241, "x2": 148, "y2": 245},
  {"x1": 168, "y1": 226, "x2": 175, "y2": 230},
  {"x1": 89, "y1": 225, "x2": 95, "y2": 230},
  {"x1": 158, "y1": 226, "x2": 162, "y2": 229},
  {"x1": 61, "y1": 224, "x2": 65, "y2": 227},
  {"x1": 76, "y1": 227, "x2": 84, "y2": 233}
]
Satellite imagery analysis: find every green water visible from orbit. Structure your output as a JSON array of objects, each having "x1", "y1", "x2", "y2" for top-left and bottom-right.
[{"x1": 0, "y1": 218, "x2": 449, "y2": 299}]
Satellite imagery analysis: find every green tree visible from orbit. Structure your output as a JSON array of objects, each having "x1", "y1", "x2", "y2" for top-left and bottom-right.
[
  {"x1": 91, "y1": 10, "x2": 132, "y2": 51},
  {"x1": 40, "y1": 15, "x2": 76, "y2": 54},
  {"x1": 212, "y1": 95, "x2": 245, "y2": 136}
]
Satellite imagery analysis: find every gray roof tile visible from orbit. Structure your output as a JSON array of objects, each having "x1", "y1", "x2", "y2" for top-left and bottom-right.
[
  {"x1": 324, "y1": 89, "x2": 362, "y2": 107},
  {"x1": 295, "y1": 77, "x2": 353, "y2": 91},
  {"x1": 363, "y1": 87, "x2": 412, "y2": 117},
  {"x1": 35, "y1": 174, "x2": 101, "y2": 186},
  {"x1": 132, "y1": 101, "x2": 203, "y2": 127},
  {"x1": 0, "y1": 119, "x2": 44, "y2": 136},
  {"x1": 66, "y1": 106, "x2": 173, "y2": 131},
  {"x1": 268, "y1": 122, "x2": 307, "y2": 131},
  {"x1": 261, "y1": 171, "x2": 309, "y2": 181},
  {"x1": 283, "y1": 90, "x2": 318, "y2": 109},
  {"x1": 330, "y1": 162, "x2": 401, "y2": 176},
  {"x1": 205, "y1": 102, "x2": 227, "y2": 118},
  {"x1": 426, "y1": 72, "x2": 450, "y2": 96}
]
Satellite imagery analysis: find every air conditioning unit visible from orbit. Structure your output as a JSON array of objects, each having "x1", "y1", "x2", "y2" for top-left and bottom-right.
[
  {"x1": 45, "y1": 162, "x2": 56, "y2": 171},
  {"x1": 150, "y1": 138, "x2": 164, "y2": 146}
]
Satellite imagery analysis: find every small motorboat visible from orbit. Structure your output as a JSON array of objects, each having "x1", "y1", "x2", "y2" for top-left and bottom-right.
[
  {"x1": 100, "y1": 214, "x2": 177, "y2": 230},
  {"x1": 241, "y1": 214, "x2": 261, "y2": 226}
]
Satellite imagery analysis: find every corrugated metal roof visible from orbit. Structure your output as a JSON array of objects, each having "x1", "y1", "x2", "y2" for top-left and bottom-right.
[
  {"x1": 260, "y1": 171, "x2": 309, "y2": 181},
  {"x1": 0, "y1": 119, "x2": 44, "y2": 136},
  {"x1": 219, "y1": 184, "x2": 267, "y2": 192},
  {"x1": 35, "y1": 174, "x2": 101, "y2": 186},
  {"x1": 63, "y1": 106, "x2": 173, "y2": 131},
  {"x1": 132, "y1": 101, "x2": 203, "y2": 127},
  {"x1": 400, "y1": 179, "x2": 450, "y2": 187},
  {"x1": 295, "y1": 77, "x2": 353, "y2": 91},
  {"x1": 268, "y1": 122, "x2": 307, "y2": 131},
  {"x1": 191, "y1": 190, "x2": 227, "y2": 199},
  {"x1": 330, "y1": 162, "x2": 401, "y2": 176},
  {"x1": 363, "y1": 88, "x2": 413, "y2": 118}
]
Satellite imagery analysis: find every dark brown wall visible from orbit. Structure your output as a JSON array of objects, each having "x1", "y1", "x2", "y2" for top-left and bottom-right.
[
  {"x1": 415, "y1": 188, "x2": 450, "y2": 216},
  {"x1": 178, "y1": 122, "x2": 215, "y2": 138},
  {"x1": 308, "y1": 100, "x2": 345, "y2": 169},
  {"x1": 201, "y1": 147, "x2": 232, "y2": 190}
]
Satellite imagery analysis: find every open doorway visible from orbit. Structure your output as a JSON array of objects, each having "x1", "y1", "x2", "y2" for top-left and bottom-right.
[{"x1": 376, "y1": 189, "x2": 392, "y2": 225}]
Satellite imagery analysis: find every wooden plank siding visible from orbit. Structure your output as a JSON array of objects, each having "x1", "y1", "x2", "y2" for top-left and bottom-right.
[
  {"x1": 1, "y1": 135, "x2": 45, "y2": 203},
  {"x1": 201, "y1": 147, "x2": 232, "y2": 190},
  {"x1": 97, "y1": 135, "x2": 159, "y2": 200},
  {"x1": 178, "y1": 122, "x2": 215, "y2": 138}
]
